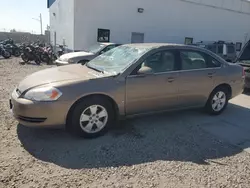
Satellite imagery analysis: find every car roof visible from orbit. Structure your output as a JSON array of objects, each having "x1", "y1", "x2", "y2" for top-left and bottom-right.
[
  {"x1": 123, "y1": 43, "x2": 227, "y2": 63},
  {"x1": 123, "y1": 43, "x2": 204, "y2": 50}
]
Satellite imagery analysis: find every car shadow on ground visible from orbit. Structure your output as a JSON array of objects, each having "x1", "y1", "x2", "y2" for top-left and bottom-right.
[
  {"x1": 18, "y1": 61, "x2": 55, "y2": 66},
  {"x1": 0, "y1": 57, "x2": 13, "y2": 61},
  {"x1": 17, "y1": 103, "x2": 249, "y2": 169}
]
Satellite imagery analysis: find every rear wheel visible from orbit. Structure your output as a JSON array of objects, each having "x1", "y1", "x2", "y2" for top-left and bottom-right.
[
  {"x1": 205, "y1": 87, "x2": 229, "y2": 115},
  {"x1": 14, "y1": 50, "x2": 20, "y2": 57},
  {"x1": 67, "y1": 97, "x2": 115, "y2": 138}
]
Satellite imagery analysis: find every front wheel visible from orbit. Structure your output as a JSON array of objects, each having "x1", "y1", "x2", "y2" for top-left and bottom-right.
[
  {"x1": 205, "y1": 87, "x2": 229, "y2": 115},
  {"x1": 41, "y1": 54, "x2": 50, "y2": 64},
  {"x1": 21, "y1": 54, "x2": 29, "y2": 63},
  {"x1": 2, "y1": 50, "x2": 11, "y2": 59},
  {"x1": 67, "y1": 97, "x2": 115, "y2": 138}
]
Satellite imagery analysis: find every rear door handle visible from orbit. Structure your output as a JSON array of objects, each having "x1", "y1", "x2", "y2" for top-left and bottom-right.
[
  {"x1": 208, "y1": 72, "x2": 215, "y2": 78},
  {"x1": 167, "y1": 77, "x2": 175, "y2": 83}
]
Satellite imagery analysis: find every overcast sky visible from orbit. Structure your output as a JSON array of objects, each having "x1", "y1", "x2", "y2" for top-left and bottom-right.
[{"x1": 0, "y1": 0, "x2": 49, "y2": 34}]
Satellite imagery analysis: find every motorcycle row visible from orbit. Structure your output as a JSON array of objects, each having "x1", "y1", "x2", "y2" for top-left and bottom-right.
[{"x1": 0, "y1": 39, "x2": 65, "y2": 65}]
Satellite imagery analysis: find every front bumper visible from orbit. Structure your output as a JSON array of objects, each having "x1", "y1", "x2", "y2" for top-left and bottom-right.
[
  {"x1": 10, "y1": 91, "x2": 72, "y2": 128},
  {"x1": 55, "y1": 59, "x2": 69, "y2": 66}
]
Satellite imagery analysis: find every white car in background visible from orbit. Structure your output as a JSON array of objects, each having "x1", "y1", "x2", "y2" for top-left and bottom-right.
[{"x1": 56, "y1": 43, "x2": 121, "y2": 66}]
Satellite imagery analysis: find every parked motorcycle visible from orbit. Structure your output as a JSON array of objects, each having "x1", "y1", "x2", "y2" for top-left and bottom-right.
[
  {"x1": 20, "y1": 45, "x2": 41, "y2": 65},
  {"x1": 0, "y1": 44, "x2": 11, "y2": 59},
  {"x1": 18, "y1": 43, "x2": 27, "y2": 54},
  {"x1": 4, "y1": 43, "x2": 21, "y2": 57},
  {"x1": 58, "y1": 45, "x2": 65, "y2": 57}
]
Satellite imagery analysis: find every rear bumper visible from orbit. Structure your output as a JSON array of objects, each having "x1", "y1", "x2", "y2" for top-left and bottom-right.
[{"x1": 231, "y1": 78, "x2": 245, "y2": 98}]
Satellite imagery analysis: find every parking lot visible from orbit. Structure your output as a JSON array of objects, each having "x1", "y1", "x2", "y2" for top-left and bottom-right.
[{"x1": 1, "y1": 58, "x2": 250, "y2": 188}]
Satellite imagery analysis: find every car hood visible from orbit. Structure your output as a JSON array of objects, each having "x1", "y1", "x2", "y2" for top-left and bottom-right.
[
  {"x1": 17, "y1": 64, "x2": 109, "y2": 92},
  {"x1": 59, "y1": 51, "x2": 94, "y2": 61}
]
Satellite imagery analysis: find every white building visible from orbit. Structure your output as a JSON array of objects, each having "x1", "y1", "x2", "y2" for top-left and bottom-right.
[{"x1": 48, "y1": 0, "x2": 250, "y2": 51}]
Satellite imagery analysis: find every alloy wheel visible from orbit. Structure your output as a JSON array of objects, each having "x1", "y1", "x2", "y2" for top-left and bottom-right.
[
  {"x1": 79, "y1": 105, "x2": 108, "y2": 133},
  {"x1": 212, "y1": 91, "x2": 226, "y2": 112}
]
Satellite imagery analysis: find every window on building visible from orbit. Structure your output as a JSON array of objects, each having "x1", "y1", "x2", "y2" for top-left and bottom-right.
[
  {"x1": 236, "y1": 42, "x2": 242, "y2": 52},
  {"x1": 97, "y1": 29, "x2": 110, "y2": 42},
  {"x1": 184, "y1": 37, "x2": 193, "y2": 45}
]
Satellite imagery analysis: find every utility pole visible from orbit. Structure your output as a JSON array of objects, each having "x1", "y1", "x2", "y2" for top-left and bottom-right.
[
  {"x1": 32, "y1": 13, "x2": 43, "y2": 35},
  {"x1": 40, "y1": 13, "x2": 43, "y2": 35}
]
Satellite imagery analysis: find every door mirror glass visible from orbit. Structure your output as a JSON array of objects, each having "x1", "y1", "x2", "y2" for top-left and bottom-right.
[{"x1": 137, "y1": 66, "x2": 153, "y2": 75}]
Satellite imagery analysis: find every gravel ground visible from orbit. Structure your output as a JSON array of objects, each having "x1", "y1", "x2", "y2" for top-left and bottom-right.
[{"x1": 1, "y1": 58, "x2": 250, "y2": 188}]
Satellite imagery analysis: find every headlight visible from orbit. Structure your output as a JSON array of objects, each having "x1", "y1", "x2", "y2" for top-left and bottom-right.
[
  {"x1": 68, "y1": 59, "x2": 75, "y2": 64},
  {"x1": 23, "y1": 86, "x2": 62, "y2": 101}
]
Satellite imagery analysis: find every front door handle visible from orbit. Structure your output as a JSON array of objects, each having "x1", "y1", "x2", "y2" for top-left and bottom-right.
[{"x1": 167, "y1": 77, "x2": 175, "y2": 83}]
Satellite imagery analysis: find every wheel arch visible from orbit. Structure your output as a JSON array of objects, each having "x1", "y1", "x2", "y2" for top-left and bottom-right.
[
  {"x1": 66, "y1": 93, "x2": 120, "y2": 127},
  {"x1": 211, "y1": 83, "x2": 232, "y2": 99}
]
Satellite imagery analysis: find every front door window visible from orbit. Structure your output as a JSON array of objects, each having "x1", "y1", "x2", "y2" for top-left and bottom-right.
[{"x1": 142, "y1": 51, "x2": 175, "y2": 73}]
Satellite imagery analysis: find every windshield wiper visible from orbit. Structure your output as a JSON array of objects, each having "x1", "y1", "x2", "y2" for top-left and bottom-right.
[{"x1": 86, "y1": 63, "x2": 103, "y2": 73}]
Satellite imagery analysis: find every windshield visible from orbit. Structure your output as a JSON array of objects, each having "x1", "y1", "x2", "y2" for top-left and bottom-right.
[
  {"x1": 85, "y1": 44, "x2": 105, "y2": 54},
  {"x1": 86, "y1": 45, "x2": 150, "y2": 74}
]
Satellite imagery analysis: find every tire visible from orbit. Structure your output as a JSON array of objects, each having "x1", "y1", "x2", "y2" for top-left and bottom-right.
[
  {"x1": 41, "y1": 55, "x2": 49, "y2": 64},
  {"x1": 2, "y1": 51, "x2": 11, "y2": 59},
  {"x1": 35, "y1": 60, "x2": 41, "y2": 65},
  {"x1": 205, "y1": 87, "x2": 229, "y2": 115},
  {"x1": 14, "y1": 50, "x2": 20, "y2": 57},
  {"x1": 21, "y1": 54, "x2": 29, "y2": 63},
  {"x1": 67, "y1": 96, "x2": 115, "y2": 138}
]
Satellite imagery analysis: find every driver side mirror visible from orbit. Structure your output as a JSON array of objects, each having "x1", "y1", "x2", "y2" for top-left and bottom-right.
[{"x1": 137, "y1": 66, "x2": 154, "y2": 75}]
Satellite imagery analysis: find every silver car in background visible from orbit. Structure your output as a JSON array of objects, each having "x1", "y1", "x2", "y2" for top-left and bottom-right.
[{"x1": 55, "y1": 43, "x2": 121, "y2": 66}]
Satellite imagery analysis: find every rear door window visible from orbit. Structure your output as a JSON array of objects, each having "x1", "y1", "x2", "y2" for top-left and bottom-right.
[
  {"x1": 180, "y1": 51, "x2": 207, "y2": 70},
  {"x1": 180, "y1": 50, "x2": 221, "y2": 70}
]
